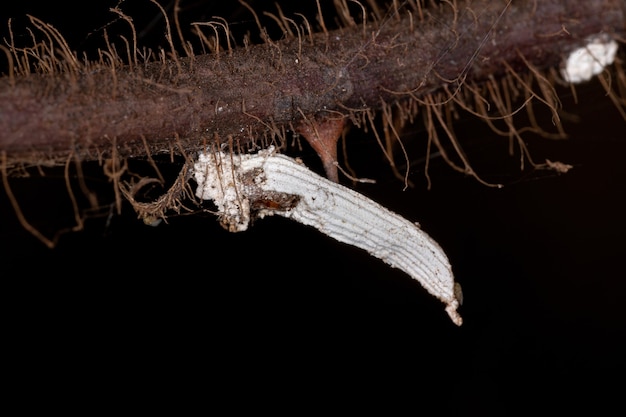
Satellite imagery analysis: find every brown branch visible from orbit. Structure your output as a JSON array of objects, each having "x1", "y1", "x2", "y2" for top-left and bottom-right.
[{"x1": 0, "y1": 0, "x2": 624, "y2": 168}]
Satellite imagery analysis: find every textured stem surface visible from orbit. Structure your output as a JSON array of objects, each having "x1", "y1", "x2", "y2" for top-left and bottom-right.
[{"x1": 1, "y1": 0, "x2": 623, "y2": 166}]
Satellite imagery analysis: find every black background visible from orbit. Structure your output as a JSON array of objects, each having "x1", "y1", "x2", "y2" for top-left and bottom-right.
[{"x1": 2, "y1": 1, "x2": 625, "y2": 414}]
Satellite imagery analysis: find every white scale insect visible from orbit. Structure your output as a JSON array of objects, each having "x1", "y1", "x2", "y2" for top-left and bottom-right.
[
  {"x1": 561, "y1": 35, "x2": 618, "y2": 84},
  {"x1": 194, "y1": 146, "x2": 463, "y2": 326}
]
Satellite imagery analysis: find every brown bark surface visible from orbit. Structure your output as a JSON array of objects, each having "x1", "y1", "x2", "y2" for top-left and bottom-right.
[{"x1": 1, "y1": 0, "x2": 624, "y2": 167}]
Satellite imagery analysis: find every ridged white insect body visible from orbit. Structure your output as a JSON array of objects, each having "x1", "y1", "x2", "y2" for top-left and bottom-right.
[{"x1": 194, "y1": 147, "x2": 463, "y2": 325}]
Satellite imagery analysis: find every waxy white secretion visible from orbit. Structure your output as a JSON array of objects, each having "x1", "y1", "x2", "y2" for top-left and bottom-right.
[{"x1": 193, "y1": 147, "x2": 463, "y2": 325}]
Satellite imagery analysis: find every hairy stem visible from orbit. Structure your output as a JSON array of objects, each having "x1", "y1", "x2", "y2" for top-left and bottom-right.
[{"x1": 0, "y1": 0, "x2": 624, "y2": 167}]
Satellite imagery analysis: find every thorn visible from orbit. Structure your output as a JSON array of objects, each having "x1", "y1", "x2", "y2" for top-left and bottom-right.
[{"x1": 296, "y1": 116, "x2": 345, "y2": 182}]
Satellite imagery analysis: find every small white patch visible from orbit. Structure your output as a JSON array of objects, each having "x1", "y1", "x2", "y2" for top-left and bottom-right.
[
  {"x1": 193, "y1": 147, "x2": 463, "y2": 325},
  {"x1": 194, "y1": 152, "x2": 251, "y2": 232},
  {"x1": 561, "y1": 36, "x2": 618, "y2": 84}
]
